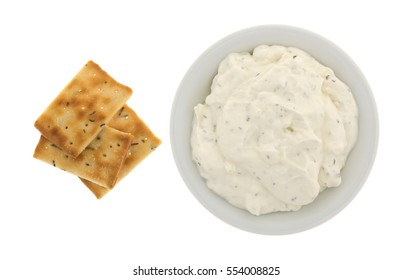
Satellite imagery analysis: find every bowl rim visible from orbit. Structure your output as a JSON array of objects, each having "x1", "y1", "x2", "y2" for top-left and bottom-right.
[{"x1": 170, "y1": 24, "x2": 379, "y2": 235}]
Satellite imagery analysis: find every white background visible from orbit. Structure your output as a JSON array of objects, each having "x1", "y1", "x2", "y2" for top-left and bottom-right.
[{"x1": 0, "y1": 0, "x2": 411, "y2": 279}]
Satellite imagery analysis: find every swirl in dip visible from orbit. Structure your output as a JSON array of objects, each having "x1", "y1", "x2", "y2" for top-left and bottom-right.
[{"x1": 191, "y1": 45, "x2": 358, "y2": 215}]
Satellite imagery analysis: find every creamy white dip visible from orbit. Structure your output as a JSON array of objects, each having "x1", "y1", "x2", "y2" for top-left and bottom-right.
[{"x1": 191, "y1": 45, "x2": 358, "y2": 215}]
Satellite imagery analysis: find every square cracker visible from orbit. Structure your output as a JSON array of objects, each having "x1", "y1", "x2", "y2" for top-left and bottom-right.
[
  {"x1": 34, "y1": 60, "x2": 132, "y2": 158},
  {"x1": 34, "y1": 126, "x2": 133, "y2": 189},
  {"x1": 80, "y1": 105, "x2": 162, "y2": 198}
]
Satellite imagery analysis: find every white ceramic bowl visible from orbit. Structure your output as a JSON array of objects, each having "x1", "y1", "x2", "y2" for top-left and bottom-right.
[{"x1": 170, "y1": 25, "x2": 379, "y2": 235}]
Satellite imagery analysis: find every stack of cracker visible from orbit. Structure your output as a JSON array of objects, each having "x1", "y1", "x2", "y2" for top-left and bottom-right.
[{"x1": 33, "y1": 61, "x2": 161, "y2": 198}]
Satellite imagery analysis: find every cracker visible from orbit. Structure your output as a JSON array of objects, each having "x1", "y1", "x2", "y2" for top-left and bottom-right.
[
  {"x1": 81, "y1": 105, "x2": 162, "y2": 198},
  {"x1": 34, "y1": 126, "x2": 133, "y2": 189},
  {"x1": 34, "y1": 61, "x2": 132, "y2": 158}
]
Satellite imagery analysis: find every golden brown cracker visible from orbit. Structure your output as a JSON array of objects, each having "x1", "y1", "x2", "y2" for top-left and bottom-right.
[
  {"x1": 34, "y1": 126, "x2": 133, "y2": 189},
  {"x1": 82, "y1": 105, "x2": 162, "y2": 198},
  {"x1": 34, "y1": 61, "x2": 132, "y2": 158}
]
